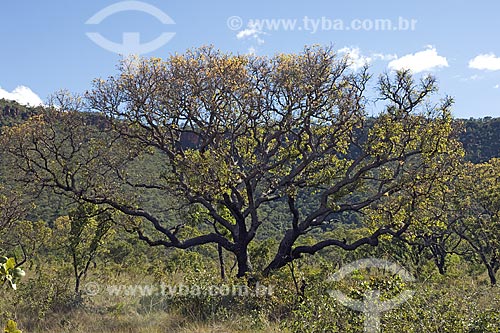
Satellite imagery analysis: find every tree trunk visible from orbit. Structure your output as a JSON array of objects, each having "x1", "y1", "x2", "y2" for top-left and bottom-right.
[
  {"x1": 264, "y1": 254, "x2": 289, "y2": 276},
  {"x1": 434, "y1": 255, "x2": 446, "y2": 275},
  {"x1": 72, "y1": 251, "x2": 81, "y2": 294},
  {"x1": 263, "y1": 229, "x2": 299, "y2": 276},
  {"x1": 75, "y1": 275, "x2": 81, "y2": 294},
  {"x1": 235, "y1": 244, "x2": 252, "y2": 278},
  {"x1": 218, "y1": 244, "x2": 226, "y2": 280},
  {"x1": 486, "y1": 265, "x2": 497, "y2": 285}
]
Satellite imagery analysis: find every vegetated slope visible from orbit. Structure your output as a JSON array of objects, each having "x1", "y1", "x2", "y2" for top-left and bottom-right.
[
  {"x1": 0, "y1": 100, "x2": 71, "y2": 222},
  {"x1": 459, "y1": 117, "x2": 500, "y2": 163},
  {"x1": 0, "y1": 99, "x2": 43, "y2": 127},
  {"x1": 1, "y1": 98, "x2": 499, "y2": 224}
]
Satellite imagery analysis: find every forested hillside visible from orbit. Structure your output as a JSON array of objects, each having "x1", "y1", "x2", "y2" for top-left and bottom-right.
[
  {"x1": 0, "y1": 99, "x2": 42, "y2": 127},
  {"x1": 2, "y1": 97, "x2": 500, "y2": 171},
  {"x1": 460, "y1": 117, "x2": 500, "y2": 163},
  {"x1": 1, "y1": 97, "x2": 499, "y2": 227}
]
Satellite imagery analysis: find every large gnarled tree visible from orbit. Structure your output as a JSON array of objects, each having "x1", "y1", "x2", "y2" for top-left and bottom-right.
[{"x1": 2, "y1": 46, "x2": 462, "y2": 277}]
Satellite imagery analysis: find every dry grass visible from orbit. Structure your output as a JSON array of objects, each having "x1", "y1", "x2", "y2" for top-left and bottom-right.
[{"x1": 21, "y1": 310, "x2": 286, "y2": 333}]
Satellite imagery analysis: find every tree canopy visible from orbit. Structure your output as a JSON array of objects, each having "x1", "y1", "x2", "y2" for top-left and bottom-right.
[{"x1": 2, "y1": 46, "x2": 463, "y2": 277}]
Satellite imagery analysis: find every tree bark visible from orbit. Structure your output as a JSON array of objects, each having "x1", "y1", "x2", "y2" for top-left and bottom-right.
[
  {"x1": 263, "y1": 229, "x2": 299, "y2": 276},
  {"x1": 486, "y1": 265, "x2": 497, "y2": 285},
  {"x1": 218, "y1": 244, "x2": 226, "y2": 280},
  {"x1": 235, "y1": 243, "x2": 252, "y2": 278}
]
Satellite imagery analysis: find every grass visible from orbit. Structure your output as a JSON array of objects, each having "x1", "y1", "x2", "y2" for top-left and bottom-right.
[
  {"x1": 23, "y1": 310, "x2": 285, "y2": 333},
  {"x1": 4, "y1": 259, "x2": 499, "y2": 332}
]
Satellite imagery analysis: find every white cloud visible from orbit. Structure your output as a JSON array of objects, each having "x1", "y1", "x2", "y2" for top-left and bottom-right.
[
  {"x1": 337, "y1": 47, "x2": 404, "y2": 71},
  {"x1": 372, "y1": 53, "x2": 398, "y2": 61},
  {"x1": 236, "y1": 22, "x2": 265, "y2": 45},
  {"x1": 388, "y1": 46, "x2": 449, "y2": 73},
  {"x1": 469, "y1": 53, "x2": 500, "y2": 71},
  {"x1": 494, "y1": 84, "x2": 499, "y2": 89},
  {"x1": 0, "y1": 85, "x2": 43, "y2": 106},
  {"x1": 338, "y1": 47, "x2": 372, "y2": 71}
]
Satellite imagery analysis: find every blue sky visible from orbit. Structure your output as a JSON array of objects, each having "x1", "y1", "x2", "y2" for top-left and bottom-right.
[{"x1": 1, "y1": 0, "x2": 500, "y2": 118}]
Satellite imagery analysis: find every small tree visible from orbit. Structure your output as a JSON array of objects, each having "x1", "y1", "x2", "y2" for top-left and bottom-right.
[
  {"x1": 451, "y1": 159, "x2": 500, "y2": 285},
  {"x1": 54, "y1": 203, "x2": 114, "y2": 294},
  {"x1": 379, "y1": 162, "x2": 468, "y2": 275}
]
